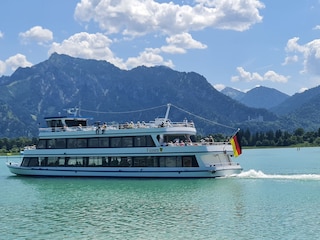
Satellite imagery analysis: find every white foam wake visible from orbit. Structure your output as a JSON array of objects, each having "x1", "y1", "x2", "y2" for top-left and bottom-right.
[{"x1": 234, "y1": 169, "x2": 320, "y2": 181}]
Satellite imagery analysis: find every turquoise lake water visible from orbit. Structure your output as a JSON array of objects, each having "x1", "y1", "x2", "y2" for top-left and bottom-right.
[{"x1": 1, "y1": 147, "x2": 320, "y2": 240}]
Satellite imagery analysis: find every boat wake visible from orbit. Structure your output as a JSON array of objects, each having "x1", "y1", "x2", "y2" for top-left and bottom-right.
[{"x1": 233, "y1": 169, "x2": 320, "y2": 181}]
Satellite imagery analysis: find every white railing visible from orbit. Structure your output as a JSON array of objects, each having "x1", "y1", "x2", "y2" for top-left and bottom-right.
[{"x1": 39, "y1": 120, "x2": 195, "y2": 133}]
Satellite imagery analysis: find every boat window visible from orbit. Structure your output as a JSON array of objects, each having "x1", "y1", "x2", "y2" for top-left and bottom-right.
[
  {"x1": 120, "y1": 157, "x2": 131, "y2": 166},
  {"x1": 57, "y1": 157, "x2": 65, "y2": 166},
  {"x1": 88, "y1": 138, "x2": 99, "y2": 148},
  {"x1": 65, "y1": 119, "x2": 87, "y2": 127},
  {"x1": 21, "y1": 157, "x2": 30, "y2": 167},
  {"x1": 110, "y1": 137, "x2": 122, "y2": 148},
  {"x1": 133, "y1": 157, "x2": 147, "y2": 167},
  {"x1": 77, "y1": 139, "x2": 87, "y2": 148},
  {"x1": 176, "y1": 156, "x2": 182, "y2": 167},
  {"x1": 37, "y1": 139, "x2": 46, "y2": 149},
  {"x1": 134, "y1": 136, "x2": 145, "y2": 147},
  {"x1": 56, "y1": 139, "x2": 66, "y2": 148},
  {"x1": 146, "y1": 156, "x2": 158, "y2": 167},
  {"x1": 182, "y1": 156, "x2": 198, "y2": 167},
  {"x1": 99, "y1": 138, "x2": 109, "y2": 148},
  {"x1": 88, "y1": 157, "x2": 102, "y2": 166},
  {"x1": 47, "y1": 139, "x2": 57, "y2": 148},
  {"x1": 66, "y1": 157, "x2": 76, "y2": 166},
  {"x1": 67, "y1": 139, "x2": 77, "y2": 148},
  {"x1": 166, "y1": 157, "x2": 176, "y2": 167},
  {"x1": 40, "y1": 157, "x2": 48, "y2": 166},
  {"x1": 110, "y1": 157, "x2": 120, "y2": 166},
  {"x1": 102, "y1": 157, "x2": 108, "y2": 166},
  {"x1": 159, "y1": 157, "x2": 166, "y2": 167},
  {"x1": 122, "y1": 137, "x2": 133, "y2": 147},
  {"x1": 47, "y1": 157, "x2": 57, "y2": 166},
  {"x1": 75, "y1": 157, "x2": 84, "y2": 166},
  {"x1": 146, "y1": 136, "x2": 155, "y2": 147}
]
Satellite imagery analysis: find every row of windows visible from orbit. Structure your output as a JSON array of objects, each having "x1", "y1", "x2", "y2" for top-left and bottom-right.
[
  {"x1": 21, "y1": 155, "x2": 199, "y2": 168},
  {"x1": 37, "y1": 135, "x2": 155, "y2": 149}
]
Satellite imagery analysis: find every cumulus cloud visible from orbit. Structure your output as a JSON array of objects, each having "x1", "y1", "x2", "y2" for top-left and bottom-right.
[
  {"x1": 284, "y1": 37, "x2": 320, "y2": 75},
  {"x1": 298, "y1": 87, "x2": 308, "y2": 93},
  {"x1": 49, "y1": 32, "x2": 126, "y2": 68},
  {"x1": 213, "y1": 84, "x2": 225, "y2": 91},
  {"x1": 282, "y1": 55, "x2": 298, "y2": 65},
  {"x1": 5, "y1": 54, "x2": 33, "y2": 72},
  {"x1": 19, "y1": 26, "x2": 53, "y2": 45},
  {"x1": 125, "y1": 48, "x2": 174, "y2": 69},
  {"x1": 74, "y1": 0, "x2": 264, "y2": 36},
  {"x1": 313, "y1": 25, "x2": 320, "y2": 30},
  {"x1": 0, "y1": 31, "x2": 3, "y2": 39},
  {"x1": 231, "y1": 67, "x2": 289, "y2": 83}
]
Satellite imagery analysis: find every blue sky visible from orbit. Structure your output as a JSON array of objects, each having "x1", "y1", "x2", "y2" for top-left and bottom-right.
[{"x1": 1, "y1": 0, "x2": 320, "y2": 95}]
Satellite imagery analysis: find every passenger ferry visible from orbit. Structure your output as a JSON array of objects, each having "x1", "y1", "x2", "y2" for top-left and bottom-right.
[{"x1": 7, "y1": 104, "x2": 242, "y2": 178}]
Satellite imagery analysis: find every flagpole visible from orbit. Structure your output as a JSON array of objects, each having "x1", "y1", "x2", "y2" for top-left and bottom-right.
[{"x1": 231, "y1": 128, "x2": 240, "y2": 139}]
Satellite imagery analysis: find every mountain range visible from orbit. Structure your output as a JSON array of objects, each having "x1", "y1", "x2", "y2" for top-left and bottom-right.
[{"x1": 0, "y1": 53, "x2": 320, "y2": 138}]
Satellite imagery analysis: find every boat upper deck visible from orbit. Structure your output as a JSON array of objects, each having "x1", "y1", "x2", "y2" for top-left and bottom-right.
[{"x1": 39, "y1": 117, "x2": 197, "y2": 138}]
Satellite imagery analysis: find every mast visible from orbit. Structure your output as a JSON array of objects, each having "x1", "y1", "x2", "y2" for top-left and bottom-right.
[{"x1": 164, "y1": 103, "x2": 171, "y2": 122}]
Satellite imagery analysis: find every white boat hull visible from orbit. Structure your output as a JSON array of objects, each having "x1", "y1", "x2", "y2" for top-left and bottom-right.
[{"x1": 7, "y1": 163, "x2": 242, "y2": 178}]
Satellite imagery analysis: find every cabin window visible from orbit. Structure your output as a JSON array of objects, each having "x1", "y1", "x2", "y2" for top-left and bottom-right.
[
  {"x1": 134, "y1": 136, "x2": 145, "y2": 147},
  {"x1": 165, "y1": 157, "x2": 176, "y2": 167},
  {"x1": 47, "y1": 139, "x2": 57, "y2": 149},
  {"x1": 77, "y1": 139, "x2": 87, "y2": 148},
  {"x1": 133, "y1": 157, "x2": 147, "y2": 167},
  {"x1": 119, "y1": 157, "x2": 131, "y2": 166},
  {"x1": 110, "y1": 157, "x2": 120, "y2": 166},
  {"x1": 99, "y1": 138, "x2": 109, "y2": 148},
  {"x1": 88, "y1": 157, "x2": 102, "y2": 166},
  {"x1": 146, "y1": 136, "x2": 155, "y2": 147},
  {"x1": 146, "y1": 156, "x2": 158, "y2": 167},
  {"x1": 21, "y1": 157, "x2": 39, "y2": 167},
  {"x1": 40, "y1": 157, "x2": 48, "y2": 166},
  {"x1": 110, "y1": 137, "x2": 122, "y2": 148},
  {"x1": 37, "y1": 139, "x2": 46, "y2": 149},
  {"x1": 57, "y1": 157, "x2": 65, "y2": 166},
  {"x1": 122, "y1": 137, "x2": 133, "y2": 147},
  {"x1": 47, "y1": 157, "x2": 57, "y2": 166},
  {"x1": 56, "y1": 139, "x2": 66, "y2": 148},
  {"x1": 182, "y1": 156, "x2": 198, "y2": 167},
  {"x1": 67, "y1": 139, "x2": 77, "y2": 148},
  {"x1": 88, "y1": 138, "x2": 99, "y2": 148}
]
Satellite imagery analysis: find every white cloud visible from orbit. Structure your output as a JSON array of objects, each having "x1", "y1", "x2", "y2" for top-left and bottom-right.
[
  {"x1": 231, "y1": 67, "x2": 289, "y2": 83},
  {"x1": 166, "y1": 32, "x2": 207, "y2": 49},
  {"x1": 5, "y1": 54, "x2": 33, "y2": 72},
  {"x1": 161, "y1": 32, "x2": 207, "y2": 54},
  {"x1": 0, "y1": 31, "x2": 3, "y2": 39},
  {"x1": 313, "y1": 25, "x2": 320, "y2": 30},
  {"x1": 298, "y1": 87, "x2": 308, "y2": 93},
  {"x1": 285, "y1": 37, "x2": 320, "y2": 75},
  {"x1": 19, "y1": 26, "x2": 53, "y2": 45},
  {"x1": 125, "y1": 48, "x2": 174, "y2": 69},
  {"x1": 282, "y1": 55, "x2": 298, "y2": 65},
  {"x1": 74, "y1": 0, "x2": 264, "y2": 37},
  {"x1": 49, "y1": 32, "x2": 126, "y2": 68},
  {"x1": 49, "y1": 32, "x2": 177, "y2": 70},
  {"x1": 0, "y1": 60, "x2": 6, "y2": 75},
  {"x1": 213, "y1": 84, "x2": 225, "y2": 91}
]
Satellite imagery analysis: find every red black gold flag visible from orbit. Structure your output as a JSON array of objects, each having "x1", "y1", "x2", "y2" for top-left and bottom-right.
[{"x1": 230, "y1": 132, "x2": 242, "y2": 157}]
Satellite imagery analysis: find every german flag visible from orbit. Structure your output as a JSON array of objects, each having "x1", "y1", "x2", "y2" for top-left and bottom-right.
[{"x1": 230, "y1": 131, "x2": 242, "y2": 157}]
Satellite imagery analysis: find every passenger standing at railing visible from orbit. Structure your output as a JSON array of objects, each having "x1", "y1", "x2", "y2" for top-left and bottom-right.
[{"x1": 102, "y1": 123, "x2": 107, "y2": 134}]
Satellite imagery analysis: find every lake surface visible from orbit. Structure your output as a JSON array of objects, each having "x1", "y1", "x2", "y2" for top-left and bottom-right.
[{"x1": 1, "y1": 147, "x2": 320, "y2": 239}]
